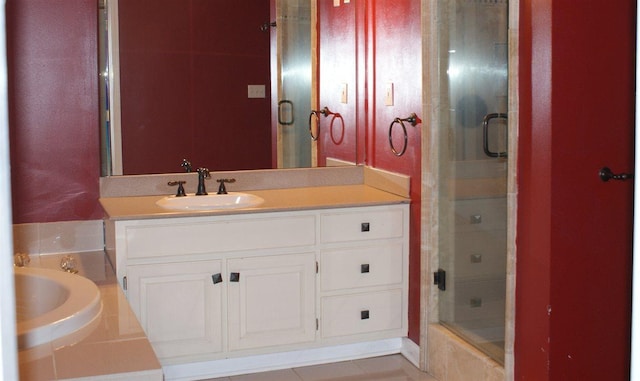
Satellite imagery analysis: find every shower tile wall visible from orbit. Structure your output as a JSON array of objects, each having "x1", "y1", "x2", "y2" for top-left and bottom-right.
[{"x1": 12, "y1": 220, "x2": 104, "y2": 256}]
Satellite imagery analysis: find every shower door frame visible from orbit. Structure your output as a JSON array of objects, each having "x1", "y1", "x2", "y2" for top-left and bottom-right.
[{"x1": 419, "y1": 0, "x2": 518, "y2": 377}]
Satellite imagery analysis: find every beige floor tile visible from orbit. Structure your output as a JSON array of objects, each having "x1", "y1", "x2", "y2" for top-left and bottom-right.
[
  {"x1": 198, "y1": 355, "x2": 440, "y2": 381},
  {"x1": 293, "y1": 360, "x2": 366, "y2": 380},
  {"x1": 354, "y1": 355, "x2": 438, "y2": 381},
  {"x1": 230, "y1": 368, "x2": 302, "y2": 381}
]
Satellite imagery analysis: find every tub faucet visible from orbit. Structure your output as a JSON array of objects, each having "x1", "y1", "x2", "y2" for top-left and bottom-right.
[
  {"x1": 196, "y1": 168, "x2": 210, "y2": 195},
  {"x1": 14, "y1": 253, "x2": 30, "y2": 267}
]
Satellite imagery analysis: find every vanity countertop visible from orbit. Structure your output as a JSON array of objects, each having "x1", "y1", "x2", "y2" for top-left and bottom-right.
[{"x1": 100, "y1": 184, "x2": 410, "y2": 220}]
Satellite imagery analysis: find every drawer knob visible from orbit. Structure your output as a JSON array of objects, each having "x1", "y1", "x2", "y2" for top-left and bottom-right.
[
  {"x1": 361, "y1": 264, "x2": 370, "y2": 273},
  {"x1": 230, "y1": 272, "x2": 240, "y2": 282},
  {"x1": 361, "y1": 222, "x2": 370, "y2": 232},
  {"x1": 361, "y1": 310, "x2": 370, "y2": 320},
  {"x1": 212, "y1": 273, "x2": 223, "y2": 284},
  {"x1": 470, "y1": 215, "x2": 482, "y2": 224}
]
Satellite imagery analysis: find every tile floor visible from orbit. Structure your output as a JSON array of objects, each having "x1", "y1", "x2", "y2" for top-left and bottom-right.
[{"x1": 202, "y1": 354, "x2": 438, "y2": 381}]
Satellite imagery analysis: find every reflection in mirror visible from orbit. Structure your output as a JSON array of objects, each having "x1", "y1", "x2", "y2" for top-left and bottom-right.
[{"x1": 99, "y1": 0, "x2": 357, "y2": 176}]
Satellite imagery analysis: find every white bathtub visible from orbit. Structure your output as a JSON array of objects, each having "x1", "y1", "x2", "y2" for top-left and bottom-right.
[{"x1": 14, "y1": 266, "x2": 103, "y2": 349}]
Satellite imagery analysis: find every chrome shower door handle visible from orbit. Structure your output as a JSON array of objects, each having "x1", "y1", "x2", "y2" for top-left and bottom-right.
[{"x1": 599, "y1": 167, "x2": 634, "y2": 182}]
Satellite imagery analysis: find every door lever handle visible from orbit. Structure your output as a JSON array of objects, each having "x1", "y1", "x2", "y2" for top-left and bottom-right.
[{"x1": 599, "y1": 167, "x2": 634, "y2": 182}]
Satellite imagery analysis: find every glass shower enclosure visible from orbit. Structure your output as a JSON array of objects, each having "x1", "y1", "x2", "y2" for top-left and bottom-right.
[
  {"x1": 274, "y1": 0, "x2": 313, "y2": 168},
  {"x1": 435, "y1": 0, "x2": 509, "y2": 364}
]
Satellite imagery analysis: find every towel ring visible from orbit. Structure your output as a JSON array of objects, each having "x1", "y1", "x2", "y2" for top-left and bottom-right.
[
  {"x1": 388, "y1": 113, "x2": 420, "y2": 156},
  {"x1": 329, "y1": 114, "x2": 345, "y2": 145},
  {"x1": 308, "y1": 110, "x2": 322, "y2": 141},
  {"x1": 308, "y1": 107, "x2": 337, "y2": 141}
]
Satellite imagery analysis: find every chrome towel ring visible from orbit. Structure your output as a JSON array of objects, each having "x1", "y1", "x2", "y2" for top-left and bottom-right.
[{"x1": 388, "y1": 113, "x2": 420, "y2": 157}]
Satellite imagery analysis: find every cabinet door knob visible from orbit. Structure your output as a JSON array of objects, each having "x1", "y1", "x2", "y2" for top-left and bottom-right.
[
  {"x1": 212, "y1": 273, "x2": 223, "y2": 284},
  {"x1": 230, "y1": 272, "x2": 240, "y2": 282}
]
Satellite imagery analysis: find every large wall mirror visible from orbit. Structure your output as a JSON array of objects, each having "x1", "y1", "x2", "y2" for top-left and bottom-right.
[{"x1": 99, "y1": 0, "x2": 359, "y2": 176}]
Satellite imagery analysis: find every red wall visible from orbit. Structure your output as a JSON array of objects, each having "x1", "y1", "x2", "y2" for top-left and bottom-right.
[
  {"x1": 119, "y1": 0, "x2": 271, "y2": 174},
  {"x1": 369, "y1": 0, "x2": 422, "y2": 344},
  {"x1": 7, "y1": 0, "x2": 102, "y2": 223},
  {"x1": 317, "y1": 1, "x2": 359, "y2": 165},
  {"x1": 516, "y1": 1, "x2": 635, "y2": 379},
  {"x1": 318, "y1": 0, "x2": 422, "y2": 344}
]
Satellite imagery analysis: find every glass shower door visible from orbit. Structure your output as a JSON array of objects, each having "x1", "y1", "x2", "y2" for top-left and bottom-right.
[
  {"x1": 275, "y1": 0, "x2": 312, "y2": 168},
  {"x1": 436, "y1": 0, "x2": 509, "y2": 364}
]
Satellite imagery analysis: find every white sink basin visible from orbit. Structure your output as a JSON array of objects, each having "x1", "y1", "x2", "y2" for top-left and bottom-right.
[{"x1": 156, "y1": 192, "x2": 265, "y2": 211}]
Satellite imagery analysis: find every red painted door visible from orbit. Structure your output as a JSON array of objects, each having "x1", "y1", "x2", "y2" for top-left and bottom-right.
[{"x1": 516, "y1": 1, "x2": 635, "y2": 380}]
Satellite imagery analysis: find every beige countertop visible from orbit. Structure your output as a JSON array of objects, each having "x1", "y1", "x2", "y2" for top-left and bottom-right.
[
  {"x1": 18, "y1": 252, "x2": 162, "y2": 381},
  {"x1": 100, "y1": 184, "x2": 410, "y2": 220}
]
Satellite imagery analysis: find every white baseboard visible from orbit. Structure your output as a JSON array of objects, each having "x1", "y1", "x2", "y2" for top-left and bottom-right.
[
  {"x1": 163, "y1": 338, "x2": 407, "y2": 381},
  {"x1": 401, "y1": 337, "x2": 421, "y2": 369}
]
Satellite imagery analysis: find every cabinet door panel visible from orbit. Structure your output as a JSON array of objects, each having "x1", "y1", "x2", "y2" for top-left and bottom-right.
[
  {"x1": 227, "y1": 253, "x2": 316, "y2": 351},
  {"x1": 127, "y1": 260, "x2": 223, "y2": 359}
]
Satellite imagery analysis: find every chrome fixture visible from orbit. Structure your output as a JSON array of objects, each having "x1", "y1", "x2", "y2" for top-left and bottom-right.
[
  {"x1": 14, "y1": 253, "x2": 30, "y2": 267},
  {"x1": 60, "y1": 255, "x2": 78, "y2": 274}
]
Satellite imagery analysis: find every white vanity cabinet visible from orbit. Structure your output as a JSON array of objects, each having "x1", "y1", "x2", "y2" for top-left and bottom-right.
[
  {"x1": 105, "y1": 204, "x2": 409, "y2": 366},
  {"x1": 126, "y1": 260, "x2": 224, "y2": 360},
  {"x1": 226, "y1": 253, "x2": 317, "y2": 351},
  {"x1": 318, "y1": 207, "x2": 408, "y2": 340}
]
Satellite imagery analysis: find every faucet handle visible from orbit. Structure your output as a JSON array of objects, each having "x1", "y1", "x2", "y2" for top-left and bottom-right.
[
  {"x1": 216, "y1": 178, "x2": 236, "y2": 195},
  {"x1": 60, "y1": 255, "x2": 78, "y2": 274},
  {"x1": 180, "y1": 159, "x2": 193, "y2": 172},
  {"x1": 14, "y1": 253, "x2": 30, "y2": 267},
  {"x1": 168, "y1": 180, "x2": 187, "y2": 197}
]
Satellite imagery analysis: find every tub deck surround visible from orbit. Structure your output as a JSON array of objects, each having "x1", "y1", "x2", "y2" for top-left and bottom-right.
[
  {"x1": 100, "y1": 184, "x2": 409, "y2": 220},
  {"x1": 17, "y1": 252, "x2": 163, "y2": 381}
]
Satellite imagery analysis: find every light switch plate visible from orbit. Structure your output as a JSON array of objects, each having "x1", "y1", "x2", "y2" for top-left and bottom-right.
[
  {"x1": 384, "y1": 82, "x2": 394, "y2": 106},
  {"x1": 340, "y1": 83, "x2": 348, "y2": 104},
  {"x1": 248, "y1": 85, "x2": 266, "y2": 99}
]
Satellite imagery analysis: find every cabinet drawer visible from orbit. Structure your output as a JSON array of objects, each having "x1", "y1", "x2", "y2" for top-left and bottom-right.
[
  {"x1": 122, "y1": 215, "x2": 316, "y2": 258},
  {"x1": 320, "y1": 243, "x2": 403, "y2": 291},
  {"x1": 321, "y1": 289, "x2": 403, "y2": 337},
  {"x1": 320, "y1": 208, "x2": 405, "y2": 243}
]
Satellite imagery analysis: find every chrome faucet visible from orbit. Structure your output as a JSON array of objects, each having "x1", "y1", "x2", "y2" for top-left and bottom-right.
[{"x1": 196, "y1": 168, "x2": 211, "y2": 195}]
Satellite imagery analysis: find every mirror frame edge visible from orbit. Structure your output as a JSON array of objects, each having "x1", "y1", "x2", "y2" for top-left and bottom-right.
[{"x1": 106, "y1": 0, "x2": 123, "y2": 175}]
